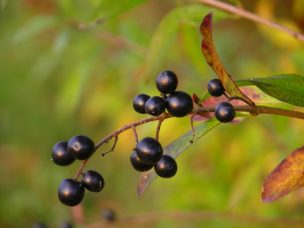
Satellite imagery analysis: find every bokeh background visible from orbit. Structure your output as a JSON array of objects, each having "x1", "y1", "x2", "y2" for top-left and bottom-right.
[{"x1": 1, "y1": 0, "x2": 304, "y2": 227}]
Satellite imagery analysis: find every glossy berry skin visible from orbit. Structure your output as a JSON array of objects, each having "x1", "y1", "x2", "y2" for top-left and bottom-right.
[
  {"x1": 130, "y1": 151, "x2": 153, "y2": 172},
  {"x1": 82, "y1": 170, "x2": 104, "y2": 192},
  {"x1": 52, "y1": 141, "x2": 75, "y2": 166},
  {"x1": 58, "y1": 179, "x2": 85, "y2": 206},
  {"x1": 135, "y1": 137, "x2": 163, "y2": 165},
  {"x1": 156, "y1": 70, "x2": 178, "y2": 94},
  {"x1": 166, "y1": 91, "x2": 193, "y2": 117},
  {"x1": 133, "y1": 94, "x2": 150, "y2": 114},
  {"x1": 144, "y1": 96, "x2": 165, "y2": 116},
  {"x1": 207, "y1": 79, "x2": 225, "y2": 97},
  {"x1": 215, "y1": 102, "x2": 235, "y2": 123},
  {"x1": 68, "y1": 135, "x2": 95, "y2": 160},
  {"x1": 154, "y1": 155, "x2": 177, "y2": 178}
]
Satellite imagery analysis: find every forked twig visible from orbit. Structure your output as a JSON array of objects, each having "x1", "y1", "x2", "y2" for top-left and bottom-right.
[{"x1": 101, "y1": 135, "x2": 118, "y2": 156}]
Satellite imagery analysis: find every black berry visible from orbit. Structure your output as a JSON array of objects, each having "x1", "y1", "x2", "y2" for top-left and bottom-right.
[
  {"x1": 133, "y1": 94, "x2": 150, "y2": 114},
  {"x1": 144, "y1": 96, "x2": 165, "y2": 116},
  {"x1": 166, "y1": 91, "x2": 193, "y2": 117},
  {"x1": 135, "y1": 137, "x2": 163, "y2": 165},
  {"x1": 130, "y1": 151, "x2": 153, "y2": 172},
  {"x1": 68, "y1": 135, "x2": 95, "y2": 160},
  {"x1": 52, "y1": 141, "x2": 75, "y2": 166},
  {"x1": 207, "y1": 79, "x2": 225, "y2": 97},
  {"x1": 156, "y1": 70, "x2": 178, "y2": 94},
  {"x1": 215, "y1": 102, "x2": 235, "y2": 123},
  {"x1": 82, "y1": 170, "x2": 104, "y2": 192},
  {"x1": 154, "y1": 155, "x2": 177, "y2": 178},
  {"x1": 102, "y1": 208, "x2": 116, "y2": 222},
  {"x1": 58, "y1": 178, "x2": 85, "y2": 206},
  {"x1": 59, "y1": 221, "x2": 73, "y2": 228},
  {"x1": 32, "y1": 222, "x2": 47, "y2": 228}
]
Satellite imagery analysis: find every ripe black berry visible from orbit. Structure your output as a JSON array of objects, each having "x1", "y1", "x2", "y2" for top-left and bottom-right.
[
  {"x1": 166, "y1": 91, "x2": 193, "y2": 117},
  {"x1": 102, "y1": 208, "x2": 116, "y2": 222},
  {"x1": 156, "y1": 70, "x2": 178, "y2": 94},
  {"x1": 135, "y1": 137, "x2": 163, "y2": 165},
  {"x1": 130, "y1": 151, "x2": 153, "y2": 172},
  {"x1": 154, "y1": 155, "x2": 177, "y2": 178},
  {"x1": 144, "y1": 96, "x2": 165, "y2": 116},
  {"x1": 133, "y1": 94, "x2": 150, "y2": 114},
  {"x1": 67, "y1": 135, "x2": 95, "y2": 160},
  {"x1": 207, "y1": 79, "x2": 225, "y2": 97},
  {"x1": 59, "y1": 221, "x2": 73, "y2": 228},
  {"x1": 82, "y1": 170, "x2": 104, "y2": 192},
  {"x1": 58, "y1": 179, "x2": 85, "y2": 206},
  {"x1": 215, "y1": 102, "x2": 235, "y2": 123},
  {"x1": 52, "y1": 141, "x2": 75, "y2": 166}
]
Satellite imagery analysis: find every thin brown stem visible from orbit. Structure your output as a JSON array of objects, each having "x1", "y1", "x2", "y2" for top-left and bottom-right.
[
  {"x1": 101, "y1": 135, "x2": 118, "y2": 156},
  {"x1": 155, "y1": 119, "x2": 164, "y2": 141},
  {"x1": 190, "y1": 115, "x2": 196, "y2": 143},
  {"x1": 75, "y1": 105, "x2": 304, "y2": 178},
  {"x1": 194, "y1": 105, "x2": 304, "y2": 120},
  {"x1": 94, "y1": 113, "x2": 171, "y2": 150},
  {"x1": 75, "y1": 159, "x2": 88, "y2": 180},
  {"x1": 86, "y1": 210, "x2": 304, "y2": 228},
  {"x1": 132, "y1": 125, "x2": 139, "y2": 144},
  {"x1": 199, "y1": 0, "x2": 304, "y2": 42}
]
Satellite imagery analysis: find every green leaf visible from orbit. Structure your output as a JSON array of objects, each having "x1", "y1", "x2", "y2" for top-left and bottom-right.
[
  {"x1": 137, "y1": 118, "x2": 220, "y2": 198},
  {"x1": 141, "y1": 5, "x2": 229, "y2": 81},
  {"x1": 240, "y1": 74, "x2": 304, "y2": 107},
  {"x1": 91, "y1": 0, "x2": 147, "y2": 20},
  {"x1": 12, "y1": 16, "x2": 57, "y2": 44}
]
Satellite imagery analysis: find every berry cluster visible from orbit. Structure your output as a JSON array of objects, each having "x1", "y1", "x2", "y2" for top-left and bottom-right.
[
  {"x1": 130, "y1": 137, "x2": 177, "y2": 178},
  {"x1": 133, "y1": 70, "x2": 193, "y2": 117},
  {"x1": 207, "y1": 79, "x2": 235, "y2": 123},
  {"x1": 52, "y1": 135, "x2": 105, "y2": 206}
]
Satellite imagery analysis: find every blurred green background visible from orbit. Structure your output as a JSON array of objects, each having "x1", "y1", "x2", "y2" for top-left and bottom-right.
[{"x1": 1, "y1": 0, "x2": 304, "y2": 227}]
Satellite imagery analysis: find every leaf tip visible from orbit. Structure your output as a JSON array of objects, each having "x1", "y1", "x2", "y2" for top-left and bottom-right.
[{"x1": 200, "y1": 12, "x2": 213, "y2": 35}]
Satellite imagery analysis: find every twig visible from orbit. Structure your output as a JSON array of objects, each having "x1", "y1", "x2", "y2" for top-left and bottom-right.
[
  {"x1": 190, "y1": 115, "x2": 196, "y2": 143},
  {"x1": 155, "y1": 119, "x2": 164, "y2": 141},
  {"x1": 199, "y1": 0, "x2": 304, "y2": 42},
  {"x1": 86, "y1": 210, "x2": 304, "y2": 228},
  {"x1": 75, "y1": 159, "x2": 88, "y2": 180},
  {"x1": 75, "y1": 105, "x2": 304, "y2": 179},
  {"x1": 101, "y1": 135, "x2": 118, "y2": 156},
  {"x1": 132, "y1": 125, "x2": 139, "y2": 144},
  {"x1": 95, "y1": 113, "x2": 171, "y2": 150},
  {"x1": 194, "y1": 105, "x2": 304, "y2": 120}
]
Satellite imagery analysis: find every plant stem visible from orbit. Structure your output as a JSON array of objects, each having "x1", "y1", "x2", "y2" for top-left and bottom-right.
[
  {"x1": 86, "y1": 210, "x2": 304, "y2": 228},
  {"x1": 194, "y1": 105, "x2": 304, "y2": 120},
  {"x1": 198, "y1": 0, "x2": 304, "y2": 42},
  {"x1": 75, "y1": 105, "x2": 304, "y2": 178}
]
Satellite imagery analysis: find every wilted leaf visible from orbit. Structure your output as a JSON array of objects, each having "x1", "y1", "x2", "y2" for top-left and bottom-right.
[
  {"x1": 200, "y1": 13, "x2": 255, "y2": 107},
  {"x1": 262, "y1": 145, "x2": 304, "y2": 202},
  {"x1": 241, "y1": 74, "x2": 304, "y2": 107},
  {"x1": 137, "y1": 118, "x2": 220, "y2": 198}
]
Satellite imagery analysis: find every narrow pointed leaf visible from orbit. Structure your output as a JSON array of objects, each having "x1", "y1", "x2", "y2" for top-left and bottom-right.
[
  {"x1": 262, "y1": 146, "x2": 304, "y2": 202},
  {"x1": 241, "y1": 74, "x2": 304, "y2": 107},
  {"x1": 137, "y1": 118, "x2": 220, "y2": 198},
  {"x1": 200, "y1": 13, "x2": 254, "y2": 106}
]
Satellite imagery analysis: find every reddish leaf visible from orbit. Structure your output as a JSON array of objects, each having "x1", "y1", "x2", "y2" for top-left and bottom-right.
[
  {"x1": 200, "y1": 13, "x2": 255, "y2": 107},
  {"x1": 262, "y1": 146, "x2": 304, "y2": 202},
  {"x1": 193, "y1": 87, "x2": 276, "y2": 122}
]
